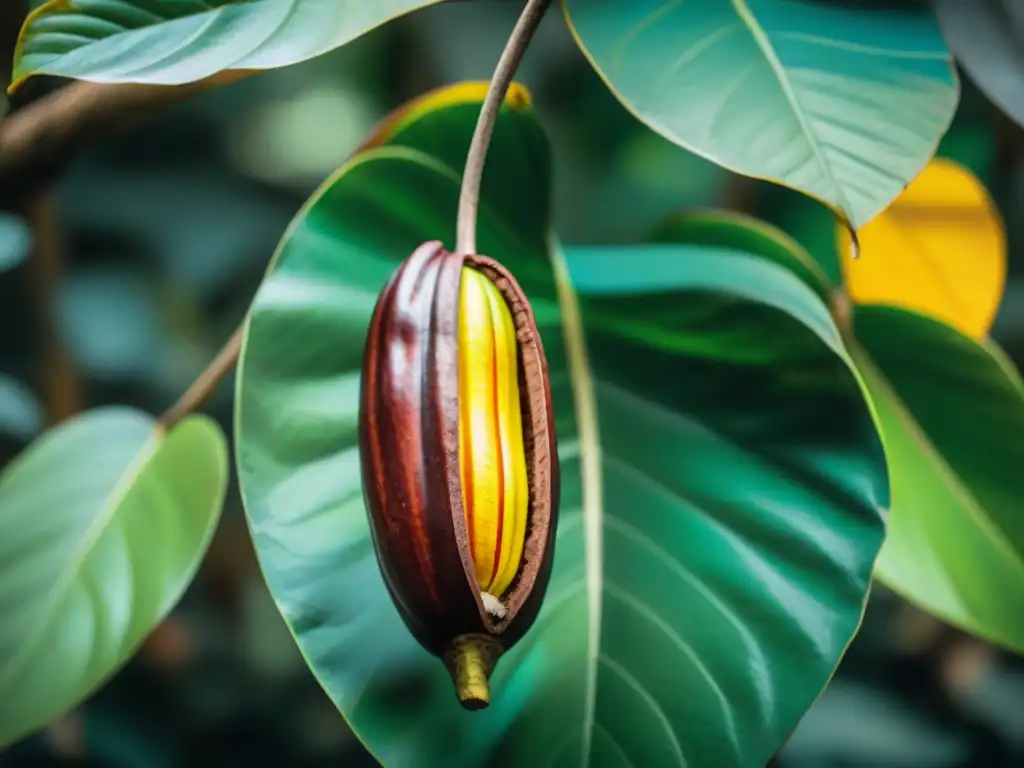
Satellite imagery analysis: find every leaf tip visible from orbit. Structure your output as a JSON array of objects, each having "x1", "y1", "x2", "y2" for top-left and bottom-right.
[{"x1": 847, "y1": 225, "x2": 861, "y2": 260}]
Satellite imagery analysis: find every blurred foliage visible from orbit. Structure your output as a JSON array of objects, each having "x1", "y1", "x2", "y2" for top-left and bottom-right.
[
  {"x1": 0, "y1": 213, "x2": 31, "y2": 273},
  {"x1": 838, "y1": 158, "x2": 1005, "y2": 341},
  {"x1": 0, "y1": 5, "x2": 1022, "y2": 768}
]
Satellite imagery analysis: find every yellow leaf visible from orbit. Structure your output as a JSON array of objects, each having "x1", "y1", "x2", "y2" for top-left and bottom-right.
[{"x1": 838, "y1": 158, "x2": 1006, "y2": 339}]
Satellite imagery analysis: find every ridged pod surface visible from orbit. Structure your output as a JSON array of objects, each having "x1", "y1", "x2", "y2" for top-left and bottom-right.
[{"x1": 359, "y1": 241, "x2": 559, "y2": 709}]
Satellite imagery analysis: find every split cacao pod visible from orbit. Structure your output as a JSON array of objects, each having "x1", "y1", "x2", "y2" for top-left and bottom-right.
[{"x1": 359, "y1": 240, "x2": 559, "y2": 710}]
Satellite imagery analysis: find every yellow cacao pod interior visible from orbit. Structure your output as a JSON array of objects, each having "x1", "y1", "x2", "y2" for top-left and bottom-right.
[{"x1": 457, "y1": 266, "x2": 529, "y2": 601}]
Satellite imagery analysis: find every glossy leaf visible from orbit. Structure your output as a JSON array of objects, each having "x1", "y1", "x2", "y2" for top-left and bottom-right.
[
  {"x1": 12, "y1": 0, "x2": 445, "y2": 89},
  {"x1": 690, "y1": 194, "x2": 1024, "y2": 651},
  {"x1": 563, "y1": 0, "x2": 959, "y2": 228},
  {"x1": 839, "y1": 159, "x2": 1006, "y2": 340},
  {"x1": 853, "y1": 307, "x2": 1024, "y2": 652},
  {"x1": 236, "y1": 91, "x2": 888, "y2": 767},
  {"x1": 651, "y1": 209, "x2": 832, "y2": 301},
  {"x1": 0, "y1": 408, "x2": 228, "y2": 746},
  {"x1": 361, "y1": 80, "x2": 552, "y2": 257},
  {"x1": 934, "y1": 0, "x2": 1024, "y2": 127}
]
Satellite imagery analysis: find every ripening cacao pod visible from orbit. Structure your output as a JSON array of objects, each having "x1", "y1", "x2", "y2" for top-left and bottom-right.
[{"x1": 359, "y1": 240, "x2": 559, "y2": 710}]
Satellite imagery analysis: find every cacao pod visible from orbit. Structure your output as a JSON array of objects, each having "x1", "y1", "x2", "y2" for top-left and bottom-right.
[{"x1": 359, "y1": 241, "x2": 559, "y2": 710}]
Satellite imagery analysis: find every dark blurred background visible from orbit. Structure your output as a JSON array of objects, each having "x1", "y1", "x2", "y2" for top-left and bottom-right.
[{"x1": 0, "y1": 5, "x2": 1022, "y2": 767}]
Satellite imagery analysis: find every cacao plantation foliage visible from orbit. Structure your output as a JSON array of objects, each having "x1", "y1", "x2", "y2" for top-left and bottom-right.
[{"x1": 1, "y1": 1, "x2": 1023, "y2": 766}]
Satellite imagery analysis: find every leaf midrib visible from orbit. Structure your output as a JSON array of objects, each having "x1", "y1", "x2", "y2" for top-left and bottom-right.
[
  {"x1": 550, "y1": 243, "x2": 605, "y2": 768},
  {"x1": 0, "y1": 428, "x2": 162, "y2": 691},
  {"x1": 15, "y1": 0, "x2": 233, "y2": 82},
  {"x1": 728, "y1": 0, "x2": 851, "y2": 219},
  {"x1": 16, "y1": 0, "x2": 448, "y2": 89}
]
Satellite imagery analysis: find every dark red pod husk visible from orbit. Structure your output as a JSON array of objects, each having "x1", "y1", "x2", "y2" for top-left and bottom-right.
[{"x1": 359, "y1": 241, "x2": 559, "y2": 710}]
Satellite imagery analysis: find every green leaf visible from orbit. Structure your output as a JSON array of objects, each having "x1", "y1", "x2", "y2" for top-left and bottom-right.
[
  {"x1": 236, "y1": 92, "x2": 888, "y2": 767},
  {"x1": 563, "y1": 0, "x2": 959, "y2": 228},
  {"x1": 650, "y1": 209, "x2": 833, "y2": 302},
  {"x1": 853, "y1": 306, "x2": 1024, "y2": 652},
  {"x1": 0, "y1": 407, "x2": 228, "y2": 746},
  {"x1": 687, "y1": 200, "x2": 1024, "y2": 651},
  {"x1": 362, "y1": 80, "x2": 553, "y2": 259},
  {"x1": 670, "y1": 201, "x2": 1024, "y2": 651},
  {"x1": 757, "y1": 192, "x2": 844, "y2": 287},
  {"x1": 12, "y1": 0, "x2": 445, "y2": 89}
]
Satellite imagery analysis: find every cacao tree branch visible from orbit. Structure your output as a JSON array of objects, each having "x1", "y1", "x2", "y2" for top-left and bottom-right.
[
  {"x1": 0, "y1": 71, "x2": 251, "y2": 209},
  {"x1": 0, "y1": 0, "x2": 486, "y2": 209},
  {"x1": 1, "y1": 3, "x2": 82, "y2": 424},
  {"x1": 455, "y1": 0, "x2": 553, "y2": 255},
  {"x1": 158, "y1": 326, "x2": 244, "y2": 432}
]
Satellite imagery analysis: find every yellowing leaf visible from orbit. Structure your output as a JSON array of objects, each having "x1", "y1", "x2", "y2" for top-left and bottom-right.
[{"x1": 838, "y1": 159, "x2": 1005, "y2": 339}]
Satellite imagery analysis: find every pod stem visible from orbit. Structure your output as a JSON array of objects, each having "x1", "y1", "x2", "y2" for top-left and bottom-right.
[
  {"x1": 443, "y1": 634, "x2": 503, "y2": 711},
  {"x1": 455, "y1": 0, "x2": 553, "y2": 256}
]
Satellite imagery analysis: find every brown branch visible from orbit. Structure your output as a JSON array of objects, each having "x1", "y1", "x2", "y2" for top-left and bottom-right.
[
  {"x1": 158, "y1": 326, "x2": 244, "y2": 432},
  {"x1": 24, "y1": 193, "x2": 82, "y2": 423},
  {"x1": 1, "y1": 4, "x2": 82, "y2": 424},
  {"x1": 0, "y1": 70, "x2": 251, "y2": 208},
  {"x1": 0, "y1": 0, "x2": 489, "y2": 209}
]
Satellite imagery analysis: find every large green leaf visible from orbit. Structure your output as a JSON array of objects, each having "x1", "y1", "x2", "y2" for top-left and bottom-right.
[
  {"x1": 666, "y1": 209, "x2": 1024, "y2": 652},
  {"x1": 12, "y1": 0, "x2": 444, "y2": 89},
  {"x1": 852, "y1": 306, "x2": 1024, "y2": 652},
  {"x1": 650, "y1": 209, "x2": 833, "y2": 302},
  {"x1": 236, "y1": 92, "x2": 888, "y2": 767},
  {"x1": 563, "y1": 0, "x2": 959, "y2": 228},
  {"x1": 0, "y1": 407, "x2": 228, "y2": 746}
]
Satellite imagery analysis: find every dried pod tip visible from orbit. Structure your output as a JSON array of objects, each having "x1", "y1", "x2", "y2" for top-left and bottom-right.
[{"x1": 443, "y1": 633, "x2": 503, "y2": 711}]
